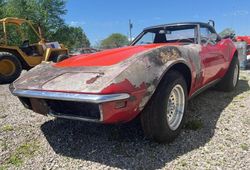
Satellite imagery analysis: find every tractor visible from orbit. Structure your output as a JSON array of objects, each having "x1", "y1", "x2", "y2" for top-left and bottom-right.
[{"x1": 0, "y1": 17, "x2": 69, "y2": 84}]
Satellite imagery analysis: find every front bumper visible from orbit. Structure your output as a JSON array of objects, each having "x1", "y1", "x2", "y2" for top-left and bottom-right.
[
  {"x1": 11, "y1": 89, "x2": 130, "y2": 123},
  {"x1": 12, "y1": 89, "x2": 130, "y2": 104}
]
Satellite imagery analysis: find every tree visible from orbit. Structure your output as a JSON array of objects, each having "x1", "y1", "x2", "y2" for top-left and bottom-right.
[
  {"x1": 0, "y1": 0, "x2": 91, "y2": 48},
  {"x1": 219, "y1": 28, "x2": 236, "y2": 39},
  {"x1": 3, "y1": 0, "x2": 67, "y2": 40},
  {"x1": 52, "y1": 25, "x2": 90, "y2": 50},
  {"x1": 0, "y1": 0, "x2": 5, "y2": 18},
  {"x1": 101, "y1": 33, "x2": 129, "y2": 49}
]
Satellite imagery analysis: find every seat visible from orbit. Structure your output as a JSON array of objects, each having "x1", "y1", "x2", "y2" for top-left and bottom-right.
[{"x1": 154, "y1": 33, "x2": 167, "y2": 43}]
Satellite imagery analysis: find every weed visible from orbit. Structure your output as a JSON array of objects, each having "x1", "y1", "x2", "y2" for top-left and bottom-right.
[
  {"x1": 1, "y1": 125, "x2": 14, "y2": 132},
  {"x1": 240, "y1": 143, "x2": 249, "y2": 151},
  {"x1": 185, "y1": 119, "x2": 203, "y2": 130}
]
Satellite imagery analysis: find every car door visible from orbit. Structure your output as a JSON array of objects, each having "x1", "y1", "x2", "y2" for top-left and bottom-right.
[{"x1": 199, "y1": 26, "x2": 227, "y2": 85}]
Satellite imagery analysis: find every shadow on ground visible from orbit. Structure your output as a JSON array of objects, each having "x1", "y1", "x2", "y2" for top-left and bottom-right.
[{"x1": 41, "y1": 80, "x2": 250, "y2": 169}]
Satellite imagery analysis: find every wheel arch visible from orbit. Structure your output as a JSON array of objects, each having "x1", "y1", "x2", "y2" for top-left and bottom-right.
[
  {"x1": 231, "y1": 49, "x2": 238, "y2": 61},
  {"x1": 159, "y1": 62, "x2": 192, "y2": 95}
]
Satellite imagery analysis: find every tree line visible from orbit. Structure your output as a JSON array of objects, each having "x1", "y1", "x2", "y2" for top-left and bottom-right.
[
  {"x1": 0, "y1": 0, "x2": 90, "y2": 50},
  {"x1": 0, "y1": 0, "x2": 131, "y2": 50}
]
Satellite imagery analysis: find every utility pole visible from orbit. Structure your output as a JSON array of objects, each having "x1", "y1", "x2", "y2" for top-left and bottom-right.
[{"x1": 129, "y1": 19, "x2": 133, "y2": 42}]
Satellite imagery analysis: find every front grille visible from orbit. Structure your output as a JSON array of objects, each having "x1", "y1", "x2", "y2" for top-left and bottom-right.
[
  {"x1": 46, "y1": 100, "x2": 101, "y2": 120},
  {"x1": 18, "y1": 97, "x2": 101, "y2": 120}
]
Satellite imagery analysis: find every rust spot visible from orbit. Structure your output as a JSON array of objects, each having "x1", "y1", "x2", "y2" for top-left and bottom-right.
[
  {"x1": 86, "y1": 75, "x2": 100, "y2": 84},
  {"x1": 159, "y1": 48, "x2": 180, "y2": 63}
]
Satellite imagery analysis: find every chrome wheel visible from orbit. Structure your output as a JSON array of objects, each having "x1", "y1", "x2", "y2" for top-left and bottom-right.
[
  {"x1": 166, "y1": 84, "x2": 185, "y2": 131},
  {"x1": 233, "y1": 63, "x2": 239, "y2": 87}
]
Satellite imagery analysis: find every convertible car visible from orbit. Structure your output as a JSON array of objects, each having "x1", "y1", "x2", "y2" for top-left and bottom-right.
[{"x1": 10, "y1": 22, "x2": 239, "y2": 143}]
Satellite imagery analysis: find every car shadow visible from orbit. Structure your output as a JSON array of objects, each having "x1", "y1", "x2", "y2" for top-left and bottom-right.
[{"x1": 41, "y1": 79, "x2": 250, "y2": 169}]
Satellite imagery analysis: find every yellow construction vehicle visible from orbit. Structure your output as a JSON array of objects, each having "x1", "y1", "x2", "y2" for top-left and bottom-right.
[{"x1": 0, "y1": 17, "x2": 69, "y2": 84}]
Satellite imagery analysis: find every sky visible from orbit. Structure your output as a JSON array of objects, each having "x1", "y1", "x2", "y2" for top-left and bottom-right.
[{"x1": 65, "y1": 0, "x2": 250, "y2": 46}]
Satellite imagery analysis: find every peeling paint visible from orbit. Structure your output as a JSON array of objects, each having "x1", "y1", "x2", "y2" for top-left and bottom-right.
[{"x1": 13, "y1": 43, "x2": 203, "y2": 119}]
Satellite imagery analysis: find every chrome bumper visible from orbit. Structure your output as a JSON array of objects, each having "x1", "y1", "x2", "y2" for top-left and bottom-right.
[
  {"x1": 11, "y1": 89, "x2": 130, "y2": 104},
  {"x1": 11, "y1": 89, "x2": 130, "y2": 123}
]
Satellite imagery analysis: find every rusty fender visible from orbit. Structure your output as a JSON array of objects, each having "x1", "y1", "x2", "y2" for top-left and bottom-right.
[{"x1": 109, "y1": 44, "x2": 202, "y2": 110}]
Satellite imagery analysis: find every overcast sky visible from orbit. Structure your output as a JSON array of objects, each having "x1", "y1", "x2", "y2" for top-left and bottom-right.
[{"x1": 65, "y1": 0, "x2": 250, "y2": 46}]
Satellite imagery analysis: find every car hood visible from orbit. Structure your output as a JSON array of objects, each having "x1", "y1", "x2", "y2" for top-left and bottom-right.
[
  {"x1": 12, "y1": 43, "x2": 182, "y2": 94},
  {"x1": 55, "y1": 44, "x2": 173, "y2": 67}
]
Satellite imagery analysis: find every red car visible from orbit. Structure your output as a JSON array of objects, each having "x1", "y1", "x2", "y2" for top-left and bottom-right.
[{"x1": 10, "y1": 22, "x2": 239, "y2": 143}]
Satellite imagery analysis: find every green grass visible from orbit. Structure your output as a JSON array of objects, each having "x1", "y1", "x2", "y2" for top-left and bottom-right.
[
  {"x1": 1, "y1": 139, "x2": 8, "y2": 150},
  {"x1": 1, "y1": 125, "x2": 14, "y2": 132},
  {"x1": 240, "y1": 143, "x2": 249, "y2": 151},
  {"x1": 3, "y1": 141, "x2": 40, "y2": 167},
  {"x1": 185, "y1": 119, "x2": 203, "y2": 131},
  {"x1": 0, "y1": 165, "x2": 7, "y2": 170},
  {"x1": 0, "y1": 114, "x2": 7, "y2": 119}
]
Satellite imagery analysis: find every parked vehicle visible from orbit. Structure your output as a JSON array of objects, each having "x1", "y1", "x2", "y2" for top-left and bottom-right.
[
  {"x1": 10, "y1": 21, "x2": 239, "y2": 143},
  {"x1": 0, "y1": 17, "x2": 69, "y2": 84},
  {"x1": 235, "y1": 36, "x2": 250, "y2": 68}
]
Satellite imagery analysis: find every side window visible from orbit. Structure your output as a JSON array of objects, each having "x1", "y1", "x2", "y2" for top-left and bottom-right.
[
  {"x1": 200, "y1": 27, "x2": 212, "y2": 44},
  {"x1": 135, "y1": 32, "x2": 156, "y2": 45}
]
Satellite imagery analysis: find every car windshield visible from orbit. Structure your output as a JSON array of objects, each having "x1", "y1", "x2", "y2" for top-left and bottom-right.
[{"x1": 133, "y1": 25, "x2": 197, "y2": 45}]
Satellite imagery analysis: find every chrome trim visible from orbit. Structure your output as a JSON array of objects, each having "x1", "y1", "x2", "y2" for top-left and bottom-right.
[
  {"x1": 189, "y1": 78, "x2": 221, "y2": 99},
  {"x1": 12, "y1": 89, "x2": 130, "y2": 104},
  {"x1": 48, "y1": 112, "x2": 101, "y2": 123}
]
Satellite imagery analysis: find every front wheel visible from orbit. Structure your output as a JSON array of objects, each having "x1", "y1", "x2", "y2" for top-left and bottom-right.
[{"x1": 141, "y1": 71, "x2": 188, "y2": 143}]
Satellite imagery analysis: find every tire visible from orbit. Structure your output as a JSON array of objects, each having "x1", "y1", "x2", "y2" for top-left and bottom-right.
[
  {"x1": 0, "y1": 52, "x2": 22, "y2": 84},
  {"x1": 215, "y1": 56, "x2": 239, "y2": 92},
  {"x1": 141, "y1": 71, "x2": 188, "y2": 143},
  {"x1": 56, "y1": 54, "x2": 69, "y2": 63}
]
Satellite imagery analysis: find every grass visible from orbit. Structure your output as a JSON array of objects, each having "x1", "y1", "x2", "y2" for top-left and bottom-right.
[
  {"x1": 0, "y1": 165, "x2": 7, "y2": 170},
  {"x1": 184, "y1": 119, "x2": 203, "y2": 131},
  {"x1": 1, "y1": 125, "x2": 14, "y2": 132},
  {"x1": 3, "y1": 141, "x2": 40, "y2": 167},
  {"x1": 0, "y1": 114, "x2": 7, "y2": 119},
  {"x1": 1, "y1": 139, "x2": 8, "y2": 150},
  {"x1": 240, "y1": 143, "x2": 249, "y2": 151},
  {"x1": 180, "y1": 161, "x2": 187, "y2": 167}
]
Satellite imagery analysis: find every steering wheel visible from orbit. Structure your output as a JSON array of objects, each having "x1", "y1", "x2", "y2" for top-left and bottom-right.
[{"x1": 200, "y1": 37, "x2": 209, "y2": 44}]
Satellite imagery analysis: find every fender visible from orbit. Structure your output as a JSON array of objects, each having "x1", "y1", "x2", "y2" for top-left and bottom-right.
[{"x1": 105, "y1": 45, "x2": 200, "y2": 111}]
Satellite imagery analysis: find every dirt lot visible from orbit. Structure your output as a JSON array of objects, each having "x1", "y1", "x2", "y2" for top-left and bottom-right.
[{"x1": 0, "y1": 71, "x2": 250, "y2": 170}]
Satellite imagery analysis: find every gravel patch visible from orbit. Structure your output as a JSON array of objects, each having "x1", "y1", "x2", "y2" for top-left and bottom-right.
[{"x1": 0, "y1": 71, "x2": 250, "y2": 170}]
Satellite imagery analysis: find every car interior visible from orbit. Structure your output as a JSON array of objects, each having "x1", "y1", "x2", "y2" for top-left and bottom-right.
[{"x1": 133, "y1": 25, "x2": 199, "y2": 45}]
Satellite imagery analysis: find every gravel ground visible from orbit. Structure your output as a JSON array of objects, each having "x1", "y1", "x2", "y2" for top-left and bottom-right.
[{"x1": 0, "y1": 71, "x2": 250, "y2": 170}]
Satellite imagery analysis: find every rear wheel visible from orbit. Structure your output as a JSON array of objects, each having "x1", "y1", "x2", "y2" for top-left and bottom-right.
[
  {"x1": 0, "y1": 52, "x2": 22, "y2": 84},
  {"x1": 141, "y1": 71, "x2": 188, "y2": 143},
  {"x1": 215, "y1": 56, "x2": 239, "y2": 92}
]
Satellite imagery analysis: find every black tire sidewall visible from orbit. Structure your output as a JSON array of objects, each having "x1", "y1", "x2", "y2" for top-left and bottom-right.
[
  {"x1": 141, "y1": 71, "x2": 188, "y2": 143},
  {"x1": 231, "y1": 57, "x2": 240, "y2": 88},
  {"x1": 154, "y1": 74, "x2": 187, "y2": 142},
  {"x1": 0, "y1": 53, "x2": 22, "y2": 84}
]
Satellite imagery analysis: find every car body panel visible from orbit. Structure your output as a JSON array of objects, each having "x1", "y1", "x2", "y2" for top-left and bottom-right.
[{"x1": 11, "y1": 22, "x2": 237, "y2": 123}]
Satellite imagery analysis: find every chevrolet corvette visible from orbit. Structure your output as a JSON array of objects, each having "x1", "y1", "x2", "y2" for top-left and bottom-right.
[{"x1": 10, "y1": 22, "x2": 239, "y2": 143}]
